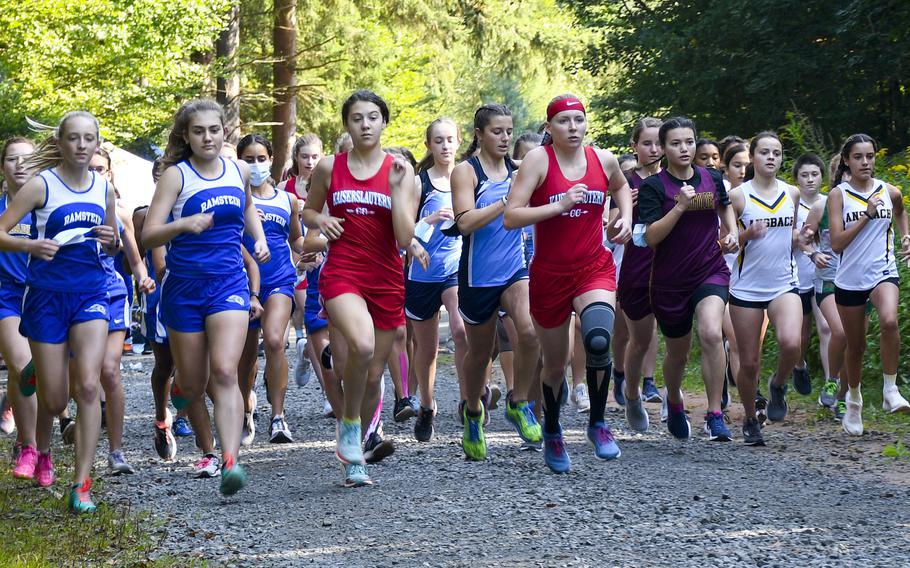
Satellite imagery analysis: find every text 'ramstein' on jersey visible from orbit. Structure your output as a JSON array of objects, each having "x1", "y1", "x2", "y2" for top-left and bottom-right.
[
  {"x1": 63, "y1": 211, "x2": 103, "y2": 226},
  {"x1": 200, "y1": 195, "x2": 242, "y2": 212}
]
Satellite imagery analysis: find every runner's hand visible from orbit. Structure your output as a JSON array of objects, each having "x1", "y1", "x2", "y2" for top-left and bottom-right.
[
  {"x1": 137, "y1": 276, "x2": 156, "y2": 295},
  {"x1": 674, "y1": 184, "x2": 695, "y2": 211},
  {"x1": 813, "y1": 252, "x2": 831, "y2": 269},
  {"x1": 426, "y1": 207, "x2": 454, "y2": 225},
  {"x1": 866, "y1": 196, "x2": 883, "y2": 219},
  {"x1": 91, "y1": 225, "x2": 118, "y2": 247},
  {"x1": 181, "y1": 213, "x2": 214, "y2": 235},
  {"x1": 318, "y1": 215, "x2": 345, "y2": 240},
  {"x1": 720, "y1": 232, "x2": 739, "y2": 253},
  {"x1": 253, "y1": 238, "x2": 271, "y2": 263},
  {"x1": 249, "y1": 296, "x2": 263, "y2": 320},
  {"x1": 559, "y1": 183, "x2": 587, "y2": 213},
  {"x1": 408, "y1": 239, "x2": 430, "y2": 270},
  {"x1": 609, "y1": 217, "x2": 632, "y2": 244},
  {"x1": 28, "y1": 238, "x2": 59, "y2": 261},
  {"x1": 743, "y1": 220, "x2": 768, "y2": 241}
]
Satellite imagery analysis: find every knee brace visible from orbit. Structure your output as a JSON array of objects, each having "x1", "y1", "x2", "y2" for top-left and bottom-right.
[{"x1": 581, "y1": 301, "x2": 615, "y2": 369}]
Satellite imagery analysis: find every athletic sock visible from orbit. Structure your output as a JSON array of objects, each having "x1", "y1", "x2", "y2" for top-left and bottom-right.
[
  {"x1": 884, "y1": 373, "x2": 897, "y2": 390},
  {"x1": 848, "y1": 385, "x2": 862, "y2": 404},
  {"x1": 294, "y1": 327, "x2": 303, "y2": 342},
  {"x1": 587, "y1": 362, "x2": 612, "y2": 427},
  {"x1": 542, "y1": 380, "x2": 565, "y2": 435}
]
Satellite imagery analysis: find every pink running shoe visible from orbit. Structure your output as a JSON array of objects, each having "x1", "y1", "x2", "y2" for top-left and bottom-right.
[
  {"x1": 13, "y1": 445, "x2": 38, "y2": 480},
  {"x1": 35, "y1": 452, "x2": 55, "y2": 487}
]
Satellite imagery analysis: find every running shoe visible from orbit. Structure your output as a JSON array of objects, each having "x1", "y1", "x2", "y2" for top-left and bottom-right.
[
  {"x1": 19, "y1": 360, "x2": 36, "y2": 397},
  {"x1": 363, "y1": 430, "x2": 394, "y2": 464},
  {"x1": 624, "y1": 394, "x2": 649, "y2": 433},
  {"x1": 250, "y1": 391, "x2": 259, "y2": 420},
  {"x1": 505, "y1": 398, "x2": 543, "y2": 443},
  {"x1": 660, "y1": 391, "x2": 668, "y2": 423},
  {"x1": 462, "y1": 406, "x2": 486, "y2": 461},
  {"x1": 792, "y1": 363, "x2": 811, "y2": 395},
  {"x1": 642, "y1": 378, "x2": 662, "y2": 403},
  {"x1": 294, "y1": 339, "x2": 312, "y2": 387},
  {"x1": 457, "y1": 400, "x2": 466, "y2": 426},
  {"x1": 219, "y1": 456, "x2": 247, "y2": 496},
  {"x1": 843, "y1": 391, "x2": 863, "y2": 436},
  {"x1": 882, "y1": 386, "x2": 910, "y2": 413},
  {"x1": 241, "y1": 412, "x2": 255, "y2": 446},
  {"x1": 612, "y1": 372, "x2": 626, "y2": 406},
  {"x1": 12, "y1": 445, "x2": 37, "y2": 480},
  {"x1": 703, "y1": 412, "x2": 732, "y2": 442},
  {"x1": 68, "y1": 479, "x2": 96, "y2": 514},
  {"x1": 520, "y1": 440, "x2": 543, "y2": 452},
  {"x1": 818, "y1": 380, "x2": 838, "y2": 409},
  {"x1": 543, "y1": 428, "x2": 571, "y2": 473},
  {"x1": 193, "y1": 454, "x2": 221, "y2": 478},
  {"x1": 755, "y1": 392, "x2": 769, "y2": 425},
  {"x1": 666, "y1": 401, "x2": 690, "y2": 440},
  {"x1": 834, "y1": 400, "x2": 846, "y2": 421},
  {"x1": 767, "y1": 379, "x2": 789, "y2": 422},
  {"x1": 393, "y1": 397, "x2": 416, "y2": 422},
  {"x1": 322, "y1": 398, "x2": 335, "y2": 418},
  {"x1": 335, "y1": 419, "x2": 364, "y2": 465},
  {"x1": 0, "y1": 394, "x2": 14, "y2": 434},
  {"x1": 586, "y1": 422, "x2": 621, "y2": 460},
  {"x1": 742, "y1": 417, "x2": 765, "y2": 446},
  {"x1": 407, "y1": 395, "x2": 420, "y2": 416},
  {"x1": 35, "y1": 452, "x2": 54, "y2": 487},
  {"x1": 269, "y1": 416, "x2": 294, "y2": 443},
  {"x1": 108, "y1": 450, "x2": 136, "y2": 475},
  {"x1": 342, "y1": 463, "x2": 373, "y2": 488},
  {"x1": 173, "y1": 416, "x2": 194, "y2": 437},
  {"x1": 488, "y1": 384, "x2": 502, "y2": 410},
  {"x1": 61, "y1": 417, "x2": 76, "y2": 445},
  {"x1": 154, "y1": 420, "x2": 177, "y2": 461},
  {"x1": 721, "y1": 374, "x2": 730, "y2": 411},
  {"x1": 414, "y1": 405, "x2": 435, "y2": 442},
  {"x1": 170, "y1": 383, "x2": 189, "y2": 411},
  {"x1": 570, "y1": 383, "x2": 591, "y2": 413}
]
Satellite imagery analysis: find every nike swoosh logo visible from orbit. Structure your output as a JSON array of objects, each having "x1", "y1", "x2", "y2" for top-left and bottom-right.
[{"x1": 566, "y1": 101, "x2": 579, "y2": 106}]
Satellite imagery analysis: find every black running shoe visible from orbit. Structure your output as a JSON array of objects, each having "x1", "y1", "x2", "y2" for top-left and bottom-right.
[
  {"x1": 792, "y1": 364, "x2": 811, "y2": 396},
  {"x1": 363, "y1": 431, "x2": 395, "y2": 464},
  {"x1": 742, "y1": 417, "x2": 765, "y2": 446},
  {"x1": 414, "y1": 406, "x2": 435, "y2": 442},
  {"x1": 767, "y1": 379, "x2": 789, "y2": 422},
  {"x1": 393, "y1": 397, "x2": 416, "y2": 423},
  {"x1": 755, "y1": 392, "x2": 768, "y2": 425}
]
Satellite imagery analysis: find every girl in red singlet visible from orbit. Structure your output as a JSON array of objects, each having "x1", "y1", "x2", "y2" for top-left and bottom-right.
[
  {"x1": 302, "y1": 90, "x2": 415, "y2": 487},
  {"x1": 505, "y1": 94, "x2": 633, "y2": 473}
]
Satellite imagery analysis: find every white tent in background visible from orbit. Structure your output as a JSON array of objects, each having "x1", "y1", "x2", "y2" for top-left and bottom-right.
[{"x1": 107, "y1": 145, "x2": 155, "y2": 212}]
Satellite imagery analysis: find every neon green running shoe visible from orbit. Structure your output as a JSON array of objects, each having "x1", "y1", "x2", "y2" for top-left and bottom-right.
[
  {"x1": 462, "y1": 405, "x2": 487, "y2": 461},
  {"x1": 505, "y1": 399, "x2": 542, "y2": 443},
  {"x1": 219, "y1": 455, "x2": 247, "y2": 496},
  {"x1": 68, "y1": 479, "x2": 97, "y2": 514}
]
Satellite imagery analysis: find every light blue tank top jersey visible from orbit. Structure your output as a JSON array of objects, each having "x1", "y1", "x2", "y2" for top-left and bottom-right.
[
  {"x1": 459, "y1": 156, "x2": 524, "y2": 287},
  {"x1": 409, "y1": 170, "x2": 462, "y2": 282},
  {"x1": 0, "y1": 194, "x2": 33, "y2": 285},
  {"x1": 168, "y1": 157, "x2": 245, "y2": 278},
  {"x1": 243, "y1": 189, "x2": 295, "y2": 287},
  {"x1": 29, "y1": 169, "x2": 108, "y2": 292},
  {"x1": 100, "y1": 216, "x2": 128, "y2": 296}
]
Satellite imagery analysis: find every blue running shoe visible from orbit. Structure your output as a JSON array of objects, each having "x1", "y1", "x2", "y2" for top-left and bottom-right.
[
  {"x1": 666, "y1": 401, "x2": 690, "y2": 440},
  {"x1": 642, "y1": 378, "x2": 662, "y2": 403},
  {"x1": 703, "y1": 411, "x2": 732, "y2": 442},
  {"x1": 586, "y1": 422, "x2": 621, "y2": 460},
  {"x1": 335, "y1": 419, "x2": 364, "y2": 465},
  {"x1": 172, "y1": 416, "x2": 194, "y2": 437},
  {"x1": 612, "y1": 372, "x2": 626, "y2": 406},
  {"x1": 342, "y1": 463, "x2": 373, "y2": 488},
  {"x1": 543, "y1": 428, "x2": 571, "y2": 473}
]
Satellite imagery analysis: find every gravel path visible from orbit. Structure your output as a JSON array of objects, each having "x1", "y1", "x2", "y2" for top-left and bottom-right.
[{"x1": 89, "y1": 349, "x2": 910, "y2": 566}]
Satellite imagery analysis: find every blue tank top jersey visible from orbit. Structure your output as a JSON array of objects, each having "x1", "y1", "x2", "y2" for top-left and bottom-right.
[
  {"x1": 459, "y1": 157, "x2": 524, "y2": 287},
  {"x1": 0, "y1": 194, "x2": 33, "y2": 285},
  {"x1": 167, "y1": 157, "x2": 246, "y2": 278},
  {"x1": 28, "y1": 169, "x2": 108, "y2": 292},
  {"x1": 100, "y1": 216, "x2": 128, "y2": 296},
  {"x1": 409, "y1": 170, "x2": 462, "y2": 282},
  {"x1": 243, "y1": 189, "x2": 295, "y2": 287},
  {"x1": 306, "y1": 262, "x2": 321, "y2": 298}
]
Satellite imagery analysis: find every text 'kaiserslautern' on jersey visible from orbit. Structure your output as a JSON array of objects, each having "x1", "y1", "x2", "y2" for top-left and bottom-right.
[
  {"x1": 168, "y1": 157, "x2": 246, "y2": 278},
  {"x1": 243, "y1": 190, "x2": 295, "y2": 288}
]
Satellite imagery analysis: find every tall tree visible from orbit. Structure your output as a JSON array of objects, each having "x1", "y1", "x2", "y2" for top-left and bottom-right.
[
  {"x1": 216, "y1": 2, "x2": 241, "y2": 144},
  {"x1": 271, "y1": 0, "x2": 296, "y2": 179}
]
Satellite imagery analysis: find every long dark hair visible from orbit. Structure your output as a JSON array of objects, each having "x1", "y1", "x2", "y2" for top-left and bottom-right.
[
  {"x1": 237, "y1": 134, "x2": 273, "y2": 158},
  {"x1": 657, "y1": 116, "x2": 697, "y2": 146},
  {"x1": 341, "y1": 89, "x2": 390, "y2": 124},
  {"x1": 745, "y1": 131, "x2": 781, "y2": 181},
  {"x1": 460, "y1": 103, "x2": 511, "y2": 161},
  {"x1": 833, "y1": 133, "x2": 878, "y2": 188}
]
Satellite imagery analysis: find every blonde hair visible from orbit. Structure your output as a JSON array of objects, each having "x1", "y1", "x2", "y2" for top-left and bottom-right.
[
  {"x1": 23, "y1": 111, "x2": 99, "y2": 174},
  {"x1": 289, "y1": 133, "x2": 323, "y2": 177},
  {"x1": 415, "y1": 118, "x2": 460, "y2": 174},
  {"x1": 159, "y1": 99, "x2": 225, "y2": 174}
]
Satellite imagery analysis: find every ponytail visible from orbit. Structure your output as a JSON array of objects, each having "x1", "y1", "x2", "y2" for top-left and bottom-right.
[
  {"x1": 416, "y1": 117, "x2": 460, "y2": 174},
  {"x1": 834, "y1": 133, "x2": 878, "y2": 189},
  {"x1": 459, "y1": 135, "x2": 480, "y2": 162},
  {"x1": 22, "y1": 111, "x2": 99, "y2": 175}
]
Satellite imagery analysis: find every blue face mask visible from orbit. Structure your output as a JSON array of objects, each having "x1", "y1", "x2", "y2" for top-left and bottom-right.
[{"x1": 250, "y1": 161, "x2": 271, "y2": 187}]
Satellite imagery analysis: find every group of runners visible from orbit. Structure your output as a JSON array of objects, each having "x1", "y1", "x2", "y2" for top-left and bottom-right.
[{"x1": 0, "y1": 89, "x2": 908, "y2": 512}]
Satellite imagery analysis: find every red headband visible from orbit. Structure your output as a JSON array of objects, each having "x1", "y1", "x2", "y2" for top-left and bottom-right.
[{"x1": 546, "y1": 98, "x2": 586, "y2": 121}]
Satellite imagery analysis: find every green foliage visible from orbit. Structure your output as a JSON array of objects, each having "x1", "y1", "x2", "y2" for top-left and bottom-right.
[
  {"x1": 565, "y1": 0, "x2": 910, "y2": 150},
  {"x1": 882, "y1": 441, "x2": 909, "y2": 459}
]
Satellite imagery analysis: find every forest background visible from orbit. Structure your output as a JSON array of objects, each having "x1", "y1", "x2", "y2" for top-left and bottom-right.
[{"x1": 2, "y1": 0, "x2": 910, "y2": 383}]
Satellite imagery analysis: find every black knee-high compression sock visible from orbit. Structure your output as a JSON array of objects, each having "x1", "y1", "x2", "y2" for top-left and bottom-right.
[
  {"x1": 587, "y1": 361, "x2": 612, "y2": 427},
  {"x1": 542, "y1": 379, "x2": 567, "y2": 434}
]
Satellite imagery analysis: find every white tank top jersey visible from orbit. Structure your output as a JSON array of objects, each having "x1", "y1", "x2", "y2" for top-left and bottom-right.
[
  {"x1": 834, "y1": 179, "x2": 897, "y2": 291},
  {"x1": 730, "y1": 179, "x2": 798, "y2": 302},
  {"x1": 795, "y1": 200, "x2": 815, "y2": 291}
]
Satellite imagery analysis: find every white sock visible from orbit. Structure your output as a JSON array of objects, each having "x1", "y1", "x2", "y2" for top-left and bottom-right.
[
  {"x1": 848, "y1": 385, "x2": 863, "y2": 404},
  {"x1": 884, "y1": 373, "x2": 897, "y2": 390}
]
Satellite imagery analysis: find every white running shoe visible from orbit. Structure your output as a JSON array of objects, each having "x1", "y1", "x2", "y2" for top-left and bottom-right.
[
  {"x1": 269, "y1": 415, "x2": 294, "y2": 443},
  {"x1": 294, "y1": 340, "x2": 312, "y2": 387},
  {"x1": 842, "y1": 391, "x2": 864, "y2": 436},
  {"x1": 660, "y1": 390, "x2": 669, "y2": 423},
  {"x1": 193, "y1": 454, "x2": 221, "y2": 478},
  {"x1": 571, "y1": 384, "x2": 591, "y2": 413},
  {"x1": 882, "y1": 386, "x2": 910, "y2": 413},
  {"x1": 241, "y1": 412, "x2": 255, "y2": 446},
  {"x1": 323, "y1": 398, "x2": 335, "y2": 418},
  {"x1": 0, "y1": 394, "x2": 15, "y2": 434}
]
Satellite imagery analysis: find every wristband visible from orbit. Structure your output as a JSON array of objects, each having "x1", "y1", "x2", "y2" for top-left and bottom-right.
[
  {"x1": 250, "y1": 292, "x2": 260, "y2": 301},
  {"x1": 500, "y1": 195, "x2": 508, "y2": 207}
]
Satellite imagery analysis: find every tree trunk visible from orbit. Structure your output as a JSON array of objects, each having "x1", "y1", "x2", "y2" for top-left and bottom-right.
[
  {"x1": 271, "y1": 0, "x2": 297, "y2": 181},
  {"x1": 216, "y1": 2, "x2": 240, "y2": 144}
]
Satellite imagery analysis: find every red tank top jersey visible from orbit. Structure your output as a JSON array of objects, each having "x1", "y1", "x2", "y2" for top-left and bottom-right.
[
  {"x1": 530, "y1": 145, "x2": 611, "y2": 270},
  {"x1": 284, "y1": 176, "x2": 305, "y2": 201},
  {"x1": 322, "y1": 152, "x2": 403, "y2": 290}
]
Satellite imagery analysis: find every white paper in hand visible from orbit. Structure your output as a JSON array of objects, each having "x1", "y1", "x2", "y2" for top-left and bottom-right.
[{"x1": 53, "y1": 227, "x2": 94, "y2": 246}]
